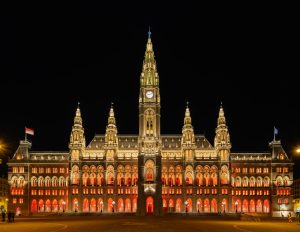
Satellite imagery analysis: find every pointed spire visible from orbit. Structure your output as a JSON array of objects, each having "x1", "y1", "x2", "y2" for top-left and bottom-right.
[
  {"x1": 140, "y1": 29, "x2": 159, "y2": 87},
  {"x1": 107, "y1": 103, "x2": 116, "y2": 127},
  {"x1": 105, "y1": 103, "x2": 118, "y2": 145},
  {"x1": 74, "y1": 102, "x2": 82, "y2": 126},
  {"x1": 217, "y1": 104, "x2": 226, "y2": 126},
  {"x1": 182, "y1": 103, "x2": 195, "y2": 145}
]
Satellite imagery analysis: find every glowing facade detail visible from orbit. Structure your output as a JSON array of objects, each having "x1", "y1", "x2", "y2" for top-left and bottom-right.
[{"x1": 7, "y1": 33, "x2": 293, "y2": 217}]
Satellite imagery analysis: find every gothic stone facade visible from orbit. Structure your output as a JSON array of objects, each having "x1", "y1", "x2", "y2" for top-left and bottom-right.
[{"x1": 7, "y1": 34, "x2": 293, "y2": 217}]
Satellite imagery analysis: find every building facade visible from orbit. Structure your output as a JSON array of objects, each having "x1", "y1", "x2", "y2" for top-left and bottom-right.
[{"x1": 7, "y1": 33, "x2": 294, "y2": 217}]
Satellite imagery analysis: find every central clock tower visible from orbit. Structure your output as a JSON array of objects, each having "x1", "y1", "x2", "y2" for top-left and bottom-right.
[{"x1": 137, "y1": 30, "x2": 162, "y2": 216}]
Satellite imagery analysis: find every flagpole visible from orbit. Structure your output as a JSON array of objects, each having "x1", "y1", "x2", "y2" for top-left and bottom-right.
[{"x1": 25, "y1": 127, "x2": 27, "y2": 141}]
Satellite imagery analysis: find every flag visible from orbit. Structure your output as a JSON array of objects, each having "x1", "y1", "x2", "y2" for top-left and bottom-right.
[
  {"x1": 25, "y1": 127, "x2": 34, "y2": 135},
  {"x1": 274, "y1": 127, "x2": 278, "y2": 135}
]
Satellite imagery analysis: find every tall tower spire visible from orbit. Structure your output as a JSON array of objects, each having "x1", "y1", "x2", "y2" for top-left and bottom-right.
[
  {"x1": 214, "y1": 104, "x2": 231, "y2": 161},
  {"x1": 105, "y1": 103, "x2": 118, "y2": 145},
  {"x1": 140, "y1": 29, "x2": 159, "y2": 87},
  {"x1": 104, "y1": 103, "x2": 118, "y2": 161},
  {"x1": 69, "y1": 103, "x2": 86, "y2": 160},
  {"x1": 182, "y1": 102, "x2": 195, "y2": 162},
  {"x1": 138, "y1": 30, "x2": 162, "y2": 216}
]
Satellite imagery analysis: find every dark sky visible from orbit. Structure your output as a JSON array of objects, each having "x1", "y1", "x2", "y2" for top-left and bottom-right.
[{"x1": 0, "y1": 5, "x2": 299, "y2": 177}]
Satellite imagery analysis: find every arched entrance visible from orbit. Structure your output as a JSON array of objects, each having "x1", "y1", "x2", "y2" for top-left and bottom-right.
[
  {"x1": 31, "y1": 199, "x2": 37, "y2": 213},
  {"x1": 146, "y1": 196, "x2": 154, "y2": 214}
]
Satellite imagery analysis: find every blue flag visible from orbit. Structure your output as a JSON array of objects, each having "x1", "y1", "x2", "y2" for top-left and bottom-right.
[{"x1": 274, "y1": 127, "x2": 278, "y2": 135}]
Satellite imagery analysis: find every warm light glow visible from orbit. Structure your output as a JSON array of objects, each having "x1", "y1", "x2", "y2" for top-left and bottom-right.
[{"x1": 296, "y1": 148, "x2": 300, "y2": 153}]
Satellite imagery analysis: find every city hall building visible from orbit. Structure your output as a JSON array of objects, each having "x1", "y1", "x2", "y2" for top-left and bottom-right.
[{"x1": 7, "y1": 33, "x2": 293, "y2": 217}]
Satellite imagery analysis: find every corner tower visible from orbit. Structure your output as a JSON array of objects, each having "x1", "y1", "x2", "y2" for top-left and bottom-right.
[
  {"x1": 214, "y1": 104, "x2": 231, "y2": 161},
  {"x1": 137, "y1": 29, "x2": 162, "y2": 216}
]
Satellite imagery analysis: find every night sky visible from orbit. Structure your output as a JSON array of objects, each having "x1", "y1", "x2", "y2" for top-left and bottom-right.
[{"x1": 0, "y1": 6, "x2": 299, "y2": 177}]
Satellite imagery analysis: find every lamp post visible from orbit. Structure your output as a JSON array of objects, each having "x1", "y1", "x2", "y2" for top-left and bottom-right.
[
  {"x1": 62, "y1": 201, "x2": 66, "y2": 213},
  {"x1": 222, "y1": 202, "x2": 225, "y2": 214},
  {"x1": 74, "y1": 200, "x2": 78, "y2": 213},
  {"x1": 184, "y1": 201, "x2": 188, "y2": 213},
  {"x1": 235, "y1": 201, "x2": 238, "y2": 213},
  {"x1": 100, "y1": 201, "x2": 103, "y2": 213},
  {"x1": 112, "y1": 201, "x2": 115, "y2": 213}
]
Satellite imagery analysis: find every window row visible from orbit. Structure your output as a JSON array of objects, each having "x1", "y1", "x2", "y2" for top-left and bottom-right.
[{"x1": 31, "y1": 167, "x2": 67, "y2": 174}]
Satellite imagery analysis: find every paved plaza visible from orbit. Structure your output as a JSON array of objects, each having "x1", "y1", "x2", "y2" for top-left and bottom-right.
[{"x1": 1, "y1": 215, "x2": 300, "y2": 232}]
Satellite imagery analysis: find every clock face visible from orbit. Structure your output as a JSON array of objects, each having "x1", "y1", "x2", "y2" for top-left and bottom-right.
[{"x1": 146, "y1": 91, "x2": 153, "y2": 99}]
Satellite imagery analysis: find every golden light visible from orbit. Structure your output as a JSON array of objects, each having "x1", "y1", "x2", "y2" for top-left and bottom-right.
[{"x1": 297, "y1": 148, "x2": 300, "y2": 153}]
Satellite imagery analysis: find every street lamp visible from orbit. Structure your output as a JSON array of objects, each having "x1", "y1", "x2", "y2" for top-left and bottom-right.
[
  {"x1": 235, "y1": 201, "x2": 238, "y2": 213},
  {"x1": 100, "y1": 201, "x2": 103, "y2": 213},
  {"x1": 62, "y1": 201, "x2": 66, "y2": 212},
  {"x1": 184, "y1": 201, "x2": 188, "y2": 213},
  {"x1": 74, "y1": 200, "x2": 78, "y2": 213},
  {"x1": 111, "y1": 201, "x2": 115, "y2": 213},
  {"x1": 197, "y1": 201, "x2": 200, "y2": 213}
]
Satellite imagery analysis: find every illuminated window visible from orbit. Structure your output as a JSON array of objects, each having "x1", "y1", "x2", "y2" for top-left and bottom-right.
[
  {"x1": 283, "y1": 167, "x2": 288, "y2": 173},
  {"x1": 249, "y1": 168, "x2": 255, "y2": 173},
  {"x1": 276, "y1": 167, "x2": 282, "y2": 173},
  {"x1": 32, "y1": 167, "x2": 37, "y2": 173},
  {"x1": 242, "y1": 168, "x2": 247, "y2": 173},
  {"x1": 13, "y1": 198, "x2": 17, "y2": 204},
  {"x1": 284, "y1": 198, "x2": 289, "y2": 204},
  {"x1": 19, "y1": 167, "x2": 24, "y2": 173},
  {"x1": 256, "y1": 168, "x2": 262, "y2": 173},
  {"x1": 59, "y1": 168, "x2": 65, "y2": 173},
  {"x1": 46, "y1": 168, "x2": 51, "y2": 174},
  {"x1": 278, "y1": 198, "x2": 282, "y2": 204},
  {"x1": 19, "y1": 198, "x2": 23, "y2": 204},
  {"x1": 53, "y1": 168, "x2": 58, "y2": 173},
  {"x1": 12, "y1": 167, "x2": 18, "y2": 173},
  {"x1": 263, "y1": 168, "x2": 269, "y2": 173},
  {"x1": 39, "y1": 167, "x2": 44, "y2": 173}
]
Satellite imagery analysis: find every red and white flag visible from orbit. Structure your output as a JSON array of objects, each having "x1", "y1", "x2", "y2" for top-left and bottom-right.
[{"x1": 25, "y1": 127, "x2": 34, "y2": 135}]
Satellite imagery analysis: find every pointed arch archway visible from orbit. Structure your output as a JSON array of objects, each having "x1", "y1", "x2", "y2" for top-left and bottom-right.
[
  {"x1": 146, "y1": 196, "x2": 154, "y2": 214},
  {"x1": 176, "y1": 198, "x2": 182, "y2": 212},
  {"x1": 31, "y1": 199, "x2": 37, "y2": 213}
]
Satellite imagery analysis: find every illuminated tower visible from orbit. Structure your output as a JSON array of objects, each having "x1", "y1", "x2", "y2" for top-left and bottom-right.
[
  {"x1": 214, "y1": 104, "x2": 231, "y2": 161},
  {"x1": 104, "y1": 103, "x2": 118, "y2": 161},
  {"x1": 137, "y1": 29, "x2": 162, "y2": 216},
  {"x1": 181, "y1": 103, "x2": 196, "y2": 162},
  {"x1": 69, "y1": 103, "x2": 86, "y2": 212}
]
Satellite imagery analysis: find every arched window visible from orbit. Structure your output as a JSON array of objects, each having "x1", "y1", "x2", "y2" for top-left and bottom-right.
[
  {"x1": 31, "y1": 176, "x2": 37, "y2": 187},
  {"x1": 220, "y1": 165, "x2": 229, "y2": 185},
  {"x1": 256, "y1": 176, "x2": 263, "y2": 187},
  {"x1": 249, "y1": 199, "x2": 255, "y2": 212},
  {"x1": 83, "y1": 198, "x2": 89, "y2": 212},
  {"x1": 176, "y1": 198, "x2": 182, "y2": 212},
  {"x1": 118, "y1": 198, "x2": 124, "y2": 212},
  {"x1": 52, "y1": 176, "x2": 58, "y2": 187},
  {"x1": 242, "y1": 199, "x2": 248, "y2": 212},
  {"x1": 31, "y1": 199, "x2": 37, "y2": 212},
  {"x1": 211, "y1": 198, "x2": 217, "y2": 213},
  {"x1": 145, "y1": 160, "x2": 155, "y2": 182},
  {"x1": 107, "y1": 165, "x2": 115, "y2": 185},
  {"x1": 52, "y1": 199, "x2": 58, "y2": 212},
  {"x1": 90, "y1": 198, "x2": 96, "y2": 212},
  {"x1": 71, "y1": 165, "x2": 79, "y2": 185},
  {"x1": 38, "y1": 176, "x2": 44, "y2": 187},
  {"x1": 125, "y1": 198, "x2": 131, "y2": 212},
  {"x1": 263, "y1": 199, "x2": 269, "y2": 213}
]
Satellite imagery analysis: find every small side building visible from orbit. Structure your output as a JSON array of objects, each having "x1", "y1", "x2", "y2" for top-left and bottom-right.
[{"x1": 0, "y1": 177, "x2": 9, "y2": 212}]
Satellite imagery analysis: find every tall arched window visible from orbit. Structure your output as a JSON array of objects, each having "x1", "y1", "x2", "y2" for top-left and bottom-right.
[{"x1": 145, "y1": 160, "x2": 155, "y2": 182}]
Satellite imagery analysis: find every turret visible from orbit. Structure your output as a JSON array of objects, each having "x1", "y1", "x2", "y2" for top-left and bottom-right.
[
  {"x1": 181, "y1": 102, "x2": 195, "y2": 161},
  {"x1": 104, "y1": 103, "x2": 118, "y2": 161},
  {"x1": 214, "y1": 104, "x2": 231, "y2": 161},
  {"x1": 69, "y1": 103, "x2": 86, "y2": 161}
]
